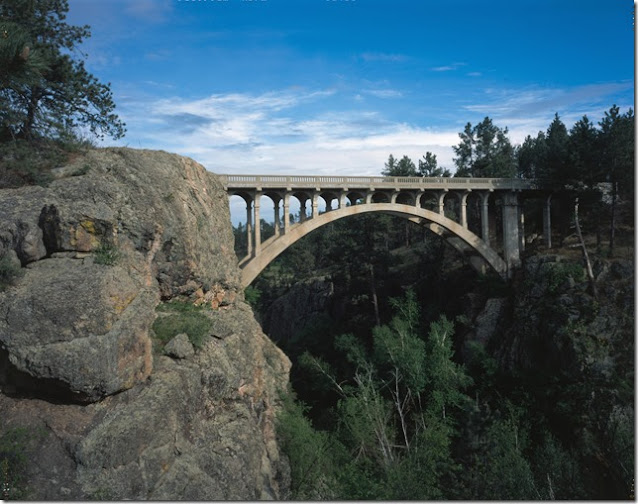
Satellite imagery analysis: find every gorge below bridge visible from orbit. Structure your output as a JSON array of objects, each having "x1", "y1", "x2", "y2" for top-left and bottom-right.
[{"x1": 221, "y1": 174, "x2": 554, "y2": 287}]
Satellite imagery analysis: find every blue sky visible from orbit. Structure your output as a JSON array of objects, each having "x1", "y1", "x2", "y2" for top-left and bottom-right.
[{"x1": 67, "y1": 0, "x2": 634, "y2": 178}]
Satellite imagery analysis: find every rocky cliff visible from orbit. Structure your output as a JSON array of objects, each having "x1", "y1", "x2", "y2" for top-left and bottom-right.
[{"x1": 0, "y1": 148, "x2": 291, "y2": 500}]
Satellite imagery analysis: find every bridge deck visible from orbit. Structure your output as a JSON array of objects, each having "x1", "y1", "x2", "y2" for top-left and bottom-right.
[{"x1": 220, "y1": 174, "x2": 543, "y2": 192}]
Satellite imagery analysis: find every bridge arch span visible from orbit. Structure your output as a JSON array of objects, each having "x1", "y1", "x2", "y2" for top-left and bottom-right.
[{"x1": 240, "y1": 203, "x2": 507, "y2": 287}]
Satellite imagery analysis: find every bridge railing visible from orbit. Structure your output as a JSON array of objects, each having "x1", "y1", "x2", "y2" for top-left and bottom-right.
[{"x1": 219, "y1": 174, "x2": 544, "y2": 191}]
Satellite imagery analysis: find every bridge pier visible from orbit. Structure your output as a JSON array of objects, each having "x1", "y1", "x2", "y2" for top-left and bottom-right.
[
  {"x1": 254, "y1": 192, "x2": 261, "y2": 256},
  {"x1": 245, "y1": 198, "x2": 254, "y2": 258},
  {"x1": 273, "y1": 197, "x2": 281, "y2": 237},
  {"x1": 339, "y1": 191, "x2": 348, "y2": 209},
  {"x1": 283, "y1": 193, "x2": 290, "y2": 234},
  {"x1": 502, "y1": 191, "x2": 521, "y2": 275},
  {"x1": 480, "y1": 192, "x2": 491, "y2": 245},
  {"x1": 436, "y1": 191, "x2": 446, "y2": 215},
  {"x1": 459, "y1": 191, "x2": 469, "y2": 228}
]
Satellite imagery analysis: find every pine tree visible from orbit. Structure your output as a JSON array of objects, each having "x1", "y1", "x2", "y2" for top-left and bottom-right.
[{"x1": 0, "y1": 0, "x2": 125, "y2": 141}]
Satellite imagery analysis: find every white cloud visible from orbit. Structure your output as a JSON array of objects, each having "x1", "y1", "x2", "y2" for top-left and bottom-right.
[
  {"x1": 114, "y1": 88, "x2": 460, "y2": 179},
  {"x1": 110, "y1": 80, "x2": 632, "y2": 188}
]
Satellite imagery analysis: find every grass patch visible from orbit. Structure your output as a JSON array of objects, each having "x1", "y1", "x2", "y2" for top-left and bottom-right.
[
  {"x1": 0, "y1": 426, "x2": 46, "y2": 500},
  {"x1": 0, "y1": 255, "x2": 23, "y2": 291},
  {"x1": 0, "y1": 134, "x2": 95, "y2": 189},
  {"x1": 71, "y1": 164, "x2": 91, "y2": 177},
  {"x1": 153, "y1": 301, "x2": 212, "y2": 350},
  {"x1": 93, "y1": 242, "x2": 120, "y2": 266}
]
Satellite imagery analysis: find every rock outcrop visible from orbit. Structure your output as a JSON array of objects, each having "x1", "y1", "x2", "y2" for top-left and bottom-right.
[{"x1": 0, "y1": 148, "x2": 291, "y2": 500}]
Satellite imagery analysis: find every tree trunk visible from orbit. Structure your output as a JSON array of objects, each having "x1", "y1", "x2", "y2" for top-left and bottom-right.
[
  {"x1": 574, "y1": 197, "x2": 598, "y2": 300},
  {"x1": 21, "y1": 86, "x2": 40, "y2": 139},
  {"x1": 609, "y1": 181, "x2": 617, "y2": 257},
  {"x1": 368, "y1": 263, "x2": 381, "y2": 327}
]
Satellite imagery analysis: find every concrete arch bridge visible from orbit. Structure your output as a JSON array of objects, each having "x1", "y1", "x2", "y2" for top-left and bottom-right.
[{"x1": 220, "y1": 175, "x2": 552, "y2": 287}]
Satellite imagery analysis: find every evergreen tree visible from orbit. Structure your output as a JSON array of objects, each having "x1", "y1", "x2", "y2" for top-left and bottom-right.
[
  {"x1": 453, "y1": 117, "x2": 516, "y2": 177},
  {"x1": 544, "y1": 113, "x2": 569, "y2": 183},
  {"x1": 418, "y1": 151, "x2": 451, "y2": 177},
  {"x1": 568, "y1": 115, "x2": 600, "y2": 188},
  {"x1": 598, "y1": 105, "x2": 634, "y2": 254},
  {"x1": 383, "y1": 154, "x2": 417, "y2": 176},
  {"x1": 452, "y1": 122, "x2": 475, "y2": 176},
  {"x1": 0, "y1": 0, "x2": 125, "y2": 141}
]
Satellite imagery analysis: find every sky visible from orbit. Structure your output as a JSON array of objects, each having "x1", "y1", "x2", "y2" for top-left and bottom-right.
[{"x1": 66, "y1": 0, "x2": 634, "y2": 182}]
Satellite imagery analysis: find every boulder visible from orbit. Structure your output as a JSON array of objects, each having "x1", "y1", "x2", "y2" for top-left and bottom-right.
[{"x1": 164, "y1": 333, "x2": 195, "y2": 359}]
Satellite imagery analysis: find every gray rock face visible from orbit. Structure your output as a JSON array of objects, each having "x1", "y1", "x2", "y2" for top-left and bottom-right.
[
  {"x1": 495, "y1": 255, "x2": 633, "y2": 376},
  {"x1": 164, "y1": 333, "x2": 195, "y2": 359},
  {"x1": 473, "y1": 297, "x2": 508, "y2": 344},
  {"x1": 0, "y1": 148, "x2": 241, "y2": 401},
  {"x1": 0, "y1": 148, "x2": 291, "y2": 499}
]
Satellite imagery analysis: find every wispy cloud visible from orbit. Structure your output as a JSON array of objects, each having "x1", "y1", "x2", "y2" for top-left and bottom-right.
[
  {"x1": 361, "y1": 52, "x2": 408, "y2": 63},
  {"x1": 113, "y1": 88, "x2": 460, "y2": 178},
  {"x1": 145, "y1": 49, "x2": 173, "y2": 61},
  {"x1": 463, "y1": 81, "x2": 634, "y2": 143},
  {"x1": 364, "y1": 89, "x2": 403, "y2": 99},
  {"x1": 109, "y1": 80, "x2": 632, "y2": 182},
  {"x1": 124, "y1": 0, "x2": 173, "y2": 23},
  {"x1": 431, "y1": 62, "x2": 466, "y2": 72}
]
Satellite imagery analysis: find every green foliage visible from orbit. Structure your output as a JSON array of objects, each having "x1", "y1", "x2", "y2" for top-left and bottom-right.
[
  {"x1": 93, "y1": 241, "x2": 120, "y2": 266},
  {"x1": 530, "y1": 433, "x2": 585, "y2": 499},
  {"x1": 418, "y1": 151, "x2": 451, "y2": 177},
  {"x1": 0, "y1": 426, "x2": 45, "y2": 500},
  {"x1": 0, "y1": 0, "x2": 125, "y2": 141},
  {"x1": 0, "y1": 137, "x2": 59, "y2": 187},
  {"x1": 244, "y1": 285, "x2": 261, "y2": 309},
  {"x1": 280, "y1": 291, "x2": 475, "y2": 499},
  {"x1": 545, "y1": 261, "x2": 585, "y2": 293},
  {"x1": 383, "y1": 152, "x2": 452, "y2": 177},
  {"x1": 0, "y1": 429, "x2": 28, "y2": 500},
  {"x1": 152, "y1": 301, "x2": 212, "y2": 349},
  {"x1": 473, "y1": 414, "x2": 537, "y2": 499},
  {"x1": 453, "y1": 117, "x2": 516, "y2": 177},
  {"x1": 0, "y1": 254, "x2": 23, "y2": 290},
  {"x1": 71, "y1": 163, "x2": 91, "y2": 176},
  {"x1": 276, "y1": 393, "x2": 339, "y2": 499}
]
